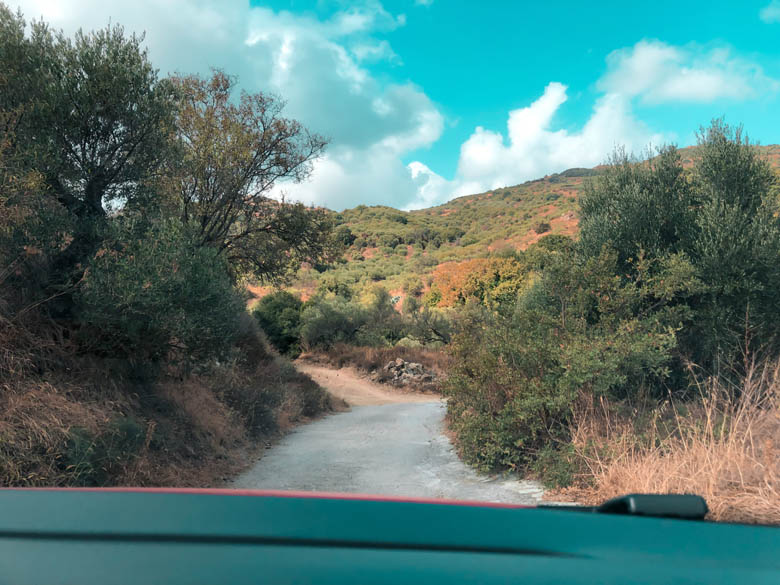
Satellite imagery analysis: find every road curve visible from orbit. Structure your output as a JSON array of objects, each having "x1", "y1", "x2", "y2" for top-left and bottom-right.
[{"x1": 231, "y1": 364, "x2": 546, "y2": 504}]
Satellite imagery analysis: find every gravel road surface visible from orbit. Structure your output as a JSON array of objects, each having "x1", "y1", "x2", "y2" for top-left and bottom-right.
[{"x1": 231, "y1": 364, "x2": 545, "y2": 504}]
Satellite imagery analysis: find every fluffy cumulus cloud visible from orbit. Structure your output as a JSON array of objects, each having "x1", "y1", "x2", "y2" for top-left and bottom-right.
[
  {"x1": 761, "y1": 1, "x2": 780, "y2": 23},
  {"x1": 11, "y1": 3, "x2": 778, "y2": 209},
  {"x1": 405, "y1": 40, "x2": 777, "y2": 208},
  {"x1": 599, "y1": 40, "x2": 777, "y2": 103},
  {"x1": 13, "y1": 0, "x2": 442, "y2": 210},
  {"x1": 407, "y1": 83, "x2": 663, "y2": 208}
]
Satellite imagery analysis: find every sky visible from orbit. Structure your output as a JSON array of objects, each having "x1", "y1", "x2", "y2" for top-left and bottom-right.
[{"x1": 11, "y1": 0, "x2": 780, "y2": 210}]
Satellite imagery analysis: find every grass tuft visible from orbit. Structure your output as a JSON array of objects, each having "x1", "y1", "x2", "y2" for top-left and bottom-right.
[{"x1": 550, "y1": 359, "x2": 780, "y2": 524}]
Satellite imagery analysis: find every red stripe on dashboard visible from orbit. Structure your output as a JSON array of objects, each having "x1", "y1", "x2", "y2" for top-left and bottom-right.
[{"x1": 2, "y1": 487, "x2": 533, "y2": 509}]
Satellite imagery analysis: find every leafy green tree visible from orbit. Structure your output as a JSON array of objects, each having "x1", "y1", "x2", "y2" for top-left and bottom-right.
[
  {"x1": 1, "y1": 7, "x2": 178, "y2": 315},
  {"x1": 165, "y1": 70, "x2": 333, "y2": 281},
  {"x1": 407, "y1": 304, "x2": 453, "y2": 345},
  {"x1": 578, "y1": 121, "x2": 780, "y2": 368},
  {"x1": 252, "y1": 291, "x2": 303, "y2": 356},
  {"x1": 579, "y1": 145, "x2": 695, "y2": 267},
  {"x1": 299, "y1": 295, "x2": 366, "y2": 350},
  {"x1": 333, "y1": 225, "x2": 356, "y2": 247},
  {"x1": 355, "y1": 285, "x2": 405, "y2": 346},
  {"x1": 1, "y1": 11, "x2": 176, "y2": 225},
  {"x1": 688, "y1": 120, "x2": 780, "y2": 363},
  {"x1": 77, "y1": 218, "x2": 243, "y2": 363}
]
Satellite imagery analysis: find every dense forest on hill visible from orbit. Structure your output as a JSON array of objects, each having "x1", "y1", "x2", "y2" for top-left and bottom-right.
[{"x1": 280, "y1": 146, "x2": 780, "y2": 307}]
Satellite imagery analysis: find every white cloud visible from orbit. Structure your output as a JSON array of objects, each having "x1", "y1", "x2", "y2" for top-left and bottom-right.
[
  {"x1": 404, "y1": 83, "x2": 664, "y2": 208},
  {"x1": 400, "y1": 40, "x2": 778, "y2": 210},
  {"x1": 12, "y1": 4, "x2": 777, "y2": 210},
  {"x1": 599, "y1": 40, "x2": 776, "y2": 103},
  {"x1": 351, "y1": 40, "x2": 400, "y2": 63},
  {"x1": 761, "y1": 1, "x2": 780, "y2": 22},
  {"x1": 13, "y1": 0, "x2": 442, "y2": 210}
]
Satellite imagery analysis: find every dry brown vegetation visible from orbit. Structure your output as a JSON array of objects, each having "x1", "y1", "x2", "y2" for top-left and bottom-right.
[
  {"x1": 549, "y1": 360, "x2": 780, "y2": 525},
  {"x1": 0, "y1": 317, "x2": 335, "y2": 487},
  {"x1": 301, "y1": 343, "x2": 451, "y2": 380}
]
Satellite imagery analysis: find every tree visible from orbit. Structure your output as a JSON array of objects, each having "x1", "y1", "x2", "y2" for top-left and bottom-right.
[
  {"x1": 578, "y1": 120, "x2": 780, "y2": 368},
  {"x1": 579, "y1": 145, "x2": 695, "y2": 268},
  {"x1": 252, "y1": 291, "x2": 303, "y2": 356},
  {"x1": 407, "y1": 304, "x2": 453, "y2": 345},
  {"x1": 688, "y1": 120, "x2": 780, "y2": 363},
  {"x1": 166, "y1": 70, "x2": 333, "y2": 281},
  {"x1": 1, "y1": 8, "x2": 178, "y2": 315},
  {"x1": 1, "y1": 13, "x2": 177, "y2": 223},
  {"x1": 76, "y1": 218, "x2": 243, "y2": 363}
]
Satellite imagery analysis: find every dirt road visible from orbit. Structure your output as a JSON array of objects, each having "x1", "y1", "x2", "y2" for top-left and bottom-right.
[{"x1": 231, "y1": 363, "x2": 546, "y2": 504}]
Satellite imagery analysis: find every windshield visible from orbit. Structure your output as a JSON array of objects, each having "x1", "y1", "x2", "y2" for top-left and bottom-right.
[{"x1": 0, "y1": 0, "x2": 777, "y2": 527}]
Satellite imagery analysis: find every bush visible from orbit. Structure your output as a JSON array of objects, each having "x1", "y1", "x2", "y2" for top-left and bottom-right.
[
  {"x1": 579, "y1": 145, "x2": 695, "y2": 267},
  {"x1": 354, "y1": 285, "x2": 405, "y2": 346},
  {"x1": 253, "y1": 291, "x2": 303, "y2": 356},
  {"x1": 63, "y1": 417, "x2": 146, "y2": 486},
  {"x1": 579, "y1": 124, "x2": 780, "y2": 371},
  {"x1": 533, "y1": 221, "x2": 551, "y2": 234},
  {"x1": 445, "y1": 249, "x2": 684, "y2": 472},
  {"x1": 299, "y1": 295, "x2": 366, "y2": 350},
  {"x1": 299, "y1": 285, "x2": 408, "y2": 350},
  {"x1": 77, "y1": 218, "x2": 243, "y2": 363},
  {"x1": 401, "y1": 275, "x2": 424, "y2": 297}
]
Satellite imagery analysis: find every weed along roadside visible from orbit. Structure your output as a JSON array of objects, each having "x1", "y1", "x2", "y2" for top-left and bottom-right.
[{"x1": 1, "y1": 314, "x2": 336, "y2": 487}]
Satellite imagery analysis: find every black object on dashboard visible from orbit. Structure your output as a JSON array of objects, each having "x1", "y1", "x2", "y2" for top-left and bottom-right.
[{"x1": 540, "y1": 494, "x2": 709, "y2": 520}]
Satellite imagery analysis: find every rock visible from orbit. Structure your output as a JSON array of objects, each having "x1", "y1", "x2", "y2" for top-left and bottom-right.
[
  {"x1": 406, "y1": 362, "x2": 423, "y2": 374},
  {"x1": 379, "y1": 358, "x2": 437, "y2": 388}
]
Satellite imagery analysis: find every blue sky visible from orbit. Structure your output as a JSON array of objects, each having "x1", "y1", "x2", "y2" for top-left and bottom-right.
[{"x1": 14, "y1": 0, "x2": 780, "y2": 209}]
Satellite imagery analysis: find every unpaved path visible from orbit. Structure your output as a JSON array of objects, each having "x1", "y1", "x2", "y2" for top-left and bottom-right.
[
  {"x1": 294, "y1": 362, "x2": 439, "y2": 405},
  {"x1": 232, "y1": 363, "x2": 546, "y2": 504}
]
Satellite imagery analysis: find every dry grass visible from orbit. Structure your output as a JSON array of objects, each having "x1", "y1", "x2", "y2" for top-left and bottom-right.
[
  {"x1": 0, "y1": 317, "x2": 335, "y2": 488},
  {"x1": 303, "y1": 342, "x2": 452, "y2": 378},
  {"x1": 552, "y1": 360, "x2": 780, "y2": 525}
]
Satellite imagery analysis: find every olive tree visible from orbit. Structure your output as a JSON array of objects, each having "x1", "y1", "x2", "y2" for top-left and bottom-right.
[
  {"x1": 0, "y1": 7, "x2": 178, "y2": 317},
  {"x1": 1, "y1": 10, "x2": 177, "y2": 221},
  {"x1": 166, "y1": 70, "x2": 334, "y2": 281}
]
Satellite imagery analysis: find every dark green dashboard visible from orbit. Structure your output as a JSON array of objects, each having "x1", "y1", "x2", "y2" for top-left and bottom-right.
[{"x1": 0, "y1": 489, "x2": 777, "y2": 584}]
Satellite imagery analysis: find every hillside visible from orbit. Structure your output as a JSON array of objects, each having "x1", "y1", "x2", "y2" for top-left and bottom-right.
[{"x1": 275, "y1": 144, "x2": 780, "y2": 305}]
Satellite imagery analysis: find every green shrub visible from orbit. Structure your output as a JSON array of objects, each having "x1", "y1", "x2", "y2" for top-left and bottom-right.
[
  {"x1": 77, "y1": 218, "x2": 243, "y2": 363},
  {"x1": 253, "y1": 291, "x2": 303, "y2": 356},
  {"x1": 63, "y1": 417, "x2": 146, "y2": 486},
  {"x1": 579, "y1": 145, "x2": 695, "y2": 266},
  {"x1": 423, "y1": 288, "x2": 442, "y2": 307},
  {"x1": 533, "y1": 221, "x2": 551, "y2": 234},
  {"x1": 401, "y1": 275, "x2": 424, "y2": 296},
  {"x1": 355, "y1": 286, "x2": 405, "y2": 346},
  {"x1": 299, "y1": 295, "x2": 366, "y2": 350},
  {"x1": 445, "y1": 249, "x2": 683, "y2": 472},
  {"x1": 299, "y1": 285, "x2": 408, "y2": 350},
  {"x1": 531, "y1": 444, "x2": 577, "y2": 488},
  {"x1": 579, "y1": 123, "x2": 780, "y2": 371}
]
